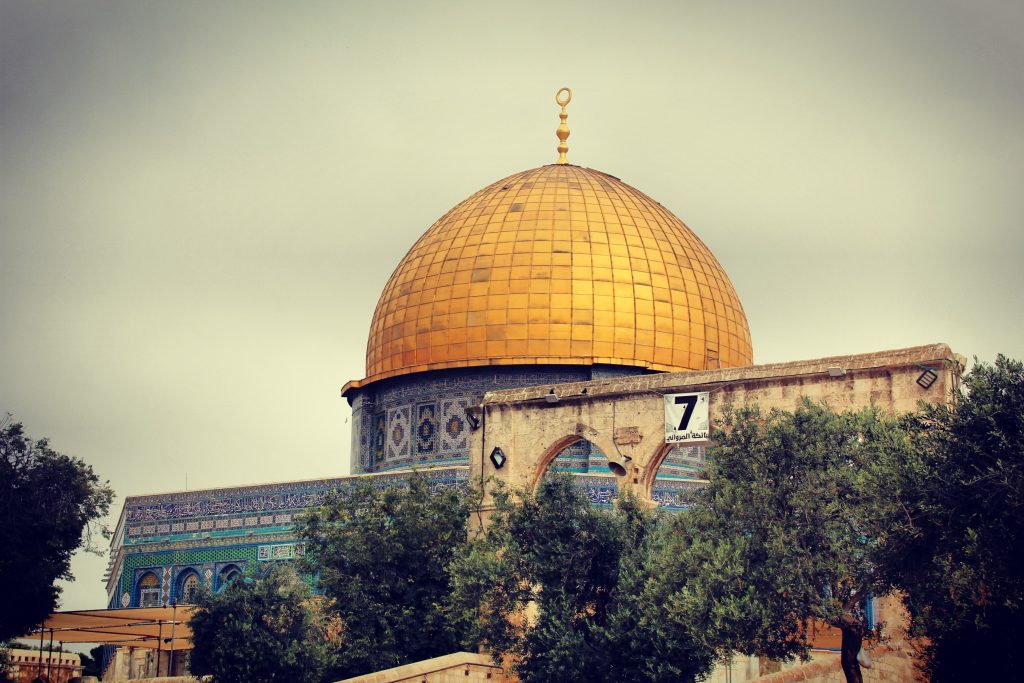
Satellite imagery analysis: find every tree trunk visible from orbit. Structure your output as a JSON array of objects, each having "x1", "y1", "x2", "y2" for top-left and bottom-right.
[{"x1": 839, "y1": 622, "x2": 864, "y2": 683}]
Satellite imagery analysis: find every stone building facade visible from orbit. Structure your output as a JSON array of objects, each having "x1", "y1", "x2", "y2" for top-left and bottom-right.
[
  {"x1": 6, "y1": 648, "x2": 83, "y2": 683},
  {"x1": 102, "y1": 96, "x2": 949, "y2": 682}
]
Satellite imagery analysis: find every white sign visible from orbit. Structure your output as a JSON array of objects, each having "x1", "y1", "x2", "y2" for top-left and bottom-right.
[{"x1": 664, "y1": 392, "x2": 710, "y2": 443}]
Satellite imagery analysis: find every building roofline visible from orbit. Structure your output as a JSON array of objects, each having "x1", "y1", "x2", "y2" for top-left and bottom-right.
[{"x1": 482, "y1": 343, "x2": 958, "y2": 405}]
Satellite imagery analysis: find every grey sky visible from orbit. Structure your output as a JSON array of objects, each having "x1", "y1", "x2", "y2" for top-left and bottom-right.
[{"x1": 2, "y1": 0, "x2": 1023, "y2": 618}]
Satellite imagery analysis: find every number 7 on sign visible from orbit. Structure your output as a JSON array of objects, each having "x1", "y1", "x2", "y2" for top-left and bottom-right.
[
  {"x1": 674, "y1": 394, "x2": 698, "y2": 431},
  {"x1": 664, "y1": 392, "x2": 710, "y2": 444}
]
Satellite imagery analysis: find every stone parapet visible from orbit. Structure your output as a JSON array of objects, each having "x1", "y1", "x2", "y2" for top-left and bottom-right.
[
  {"x1": 335, "y1": 652, "x2": 506, "y2": 683},
  {"x1": 472, "y1": 344, "x2": 957, "y2": 502},
  {"x1": 482, "y1": 344, "x2": 956, "y2": 408},
  {"x1": 754, "y1": 645, "x2": 919, "y2": 682}
]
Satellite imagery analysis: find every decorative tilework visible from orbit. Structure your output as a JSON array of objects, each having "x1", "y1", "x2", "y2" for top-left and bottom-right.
[
  {"x1": 549, "y1": 439, "x2": 592, "y2": 474},
  {"x1": 439, "y1": 398, "x2": 469, "y2": 455},
  {"x1": 162, "y1": 567, "x2": 171, "y2": 605},
  {"x1": 352, "y1": 411, "x2": 367, "y2": 471},
  {"x1": 122, "y1": 543, "x2": 264, "y2": 600},
  {"x1": 541, "y1": 473, "x2": 619, "y2": 507},
  {"x1": 386, "y1": 406, "x2": 411, "y2": 460},
  {"x1": 122, "y1": 469, "x2": 469, "y2": 537},
  {"x1": 113, "y1": 468, "x2": 471, "y2": 604},
  {"x1": 350, "y1": 365, "x2": 634, "y2": 473},
  {"x1": 545, "y1": 439, "x2": 619, "y2": 505},
  {"x1": 651, "y1": 479, "x2": 705, "y2": 510},
  {"x1": 416, "y1": 403, "x2": 437, "y2": 454},
  {"x1": 656, "y1": 444, "x2": 707, "y2": 478},
  {"x1": 257, "y1": 543, "x2": 305, "y2": 561},
  {"x1": 372, "y1": 413, "x2": 386, "y2": 466}
]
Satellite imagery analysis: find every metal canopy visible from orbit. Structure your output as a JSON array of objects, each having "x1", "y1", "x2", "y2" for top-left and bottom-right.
[{"x1": 29, "y1": 605, "x2": 196, "y2": 650}]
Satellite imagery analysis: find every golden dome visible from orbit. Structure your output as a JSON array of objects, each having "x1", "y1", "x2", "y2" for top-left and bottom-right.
[{"x1": 351, "y1": 164, "x2": 752, "y2": 388}]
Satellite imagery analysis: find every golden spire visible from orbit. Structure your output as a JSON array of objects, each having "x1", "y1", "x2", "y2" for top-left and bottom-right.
[{"x1": 555, "y1": 87, "x2": 572, "y2": 164}]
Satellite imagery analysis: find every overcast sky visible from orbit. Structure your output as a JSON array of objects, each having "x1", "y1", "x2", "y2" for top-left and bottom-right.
[{"x1": 2, "y1": 0, "x2": 1022, "y2": 618}]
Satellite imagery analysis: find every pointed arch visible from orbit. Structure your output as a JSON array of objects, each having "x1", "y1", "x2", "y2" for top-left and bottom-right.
[
  {"x1": 538, "y1": 435, "x2": 620, "y2": 506},
  {"x1": 531, "y1": 427, "x2": 620, "y2": 490},
  {"x1": 642, "y1": 441, "x2": 709, "y2": 511},
  {"x1": 176, "y1": 569, "x2": 201, "y2": 604},
  {"x1": 218, "y1": 564, "x2": 243, "y2": 591},
  {"x1": 136, "y1": 571, "x2": 161, "y2": 608}
]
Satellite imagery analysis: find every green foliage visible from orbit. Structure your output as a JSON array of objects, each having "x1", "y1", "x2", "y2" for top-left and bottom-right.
[
  {"x1": 447, "y1": 474, "x2": 714, "y2": 683},
  {"x1": 0, "y1": 417, "x2": 113, "y2": 641},
  {"x1": 296, "y1": 474, "x2": 473, "y2": 679},
  {"x1": 874, "y1": 356, "x2": 1024, "y2": 681},
  {"x1": 79, "y1": 645, "x2": 105, "y2": 678},
  {"x1": 654, "y1": 401, "x2": 905, "y2": 682},
  {"x1": 0, "y1": 643, "x2": 12, "y2": 683},
  {"x1": 188, "y1": 565, "x2": 340, "y2": 683}
]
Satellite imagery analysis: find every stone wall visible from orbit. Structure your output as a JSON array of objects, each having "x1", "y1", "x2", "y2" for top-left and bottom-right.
[
  {"x1": 755, "y1": 646, "x2": 919, "y2": 682},
  {"x1": 473, "y1": 343, "x2": 957, "y2": 504},
  {"x1": 471, "y1": 343, "x2": 958, "y2": 642},
  {"x1": 335, "y1": 652, "x2": 506, "y2": 683}
]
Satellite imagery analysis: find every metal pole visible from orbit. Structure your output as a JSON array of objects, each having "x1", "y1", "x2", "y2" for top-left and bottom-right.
[
  {"x1": 37, "y1": 627, "x2": 44, "y2": 678},
  {"x1": 46, "y1": 628, "x2": 54, "y2": 680},
  {"x1": 56, "y1": 641, "x2": 63, "y2": 683},
  {"x1": 169, "y1": 602, "x2": 177, "y2": 675},
  {"x1": 157, "y1": 620, "x2": 163, "y2": 677}
]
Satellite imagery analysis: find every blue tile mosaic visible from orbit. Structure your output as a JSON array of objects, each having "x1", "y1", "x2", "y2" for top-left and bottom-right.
[
  {"x1": 112, "y1": 468, "x2": 470, "y2": 607},
  {"x1": 349, "y1": 364, "x2": 646, "y2": 473}
]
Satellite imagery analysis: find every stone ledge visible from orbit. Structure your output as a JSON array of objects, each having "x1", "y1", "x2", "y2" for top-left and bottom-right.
[
  {"x1": 483, "y1": 344, "x2": 955, "y2": 406},
  {"x1": 755, "y1": 645, "x2": 917, "y2": 682},
  {"x1": 335, "y1": 652, "x2": 502, "y2": 683}
]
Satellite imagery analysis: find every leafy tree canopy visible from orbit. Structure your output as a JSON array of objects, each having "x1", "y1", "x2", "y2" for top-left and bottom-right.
[
  {"x1": 0, "y1": 644, "x2": 11, "y2": 683},
  {"x1": 79, "y1": 645, "x2": 105, "y2": 678},
  {"x1": 188, "y1": 565, "x2": 340, "y2": 683},
  {"x1": 654, "y1": 401, "x2": 907, "y2": 683},
  {"x1": 296, "y1": 474, "x2": 473, "y2": 679},
  {"x1": 0, "y1": 417, "x2": 113, "y2": 641},
  {"x1": 874, "y1": 355, "x2": 1024, "y2": 681},
  {"x1": 447, "y1": 474, "x2": 714, "y2": 683}
]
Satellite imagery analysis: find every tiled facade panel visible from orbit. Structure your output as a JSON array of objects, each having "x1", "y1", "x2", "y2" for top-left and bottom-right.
[
  {"x1": 385, "y1": 406, "x2": 411, "y2": 461},
  {"x1": 548, "y1": 437, "x2": 617, "y2": 475},
  {"x1": 110, "y1": 468, "x2": 470, "y2": 607},
  {"x1": 658, "y1": 444, "x2": 707, "y2": 479},
  {"x1": 650, "y1": 444, "x2": 709, "y2": 510},
  {"x1": 546, "y1": 438, "x2": 705, "y2": 510},
  {"x1": 546, "y1": 438, "x2": 620, "y2": 506},
  {"x1": 350, "y1": 365, "x2": 643, "y2": 473}
]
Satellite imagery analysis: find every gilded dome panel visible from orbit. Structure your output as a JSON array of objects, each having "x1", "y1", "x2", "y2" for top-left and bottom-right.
[{"x1": 358, "y1": 164, "x2": 752, "y2": 386}]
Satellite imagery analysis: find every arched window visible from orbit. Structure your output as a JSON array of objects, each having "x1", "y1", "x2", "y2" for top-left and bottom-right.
[
  {"x1": 545, "y1": 437, "x2": 619, "y2": 506},
  {"x1": 137, "y1": 572, "x2": 161, "y2": 608},
  {"x1": 219, "y1": 565, "x2": 242, "y2": 591},
  {"x1": 179, "y1": 572, "x2": 200, "y2": 603},
  {"x1": 649, "y1": 444, "x2": 708, "y2": 511}
]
